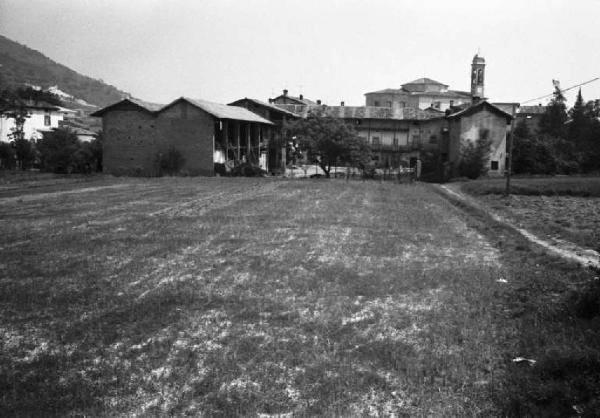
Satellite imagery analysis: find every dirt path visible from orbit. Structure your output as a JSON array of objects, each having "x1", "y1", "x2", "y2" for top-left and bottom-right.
[{"x1": 436, "y1": 184, "x2": 600, "y2": 270}]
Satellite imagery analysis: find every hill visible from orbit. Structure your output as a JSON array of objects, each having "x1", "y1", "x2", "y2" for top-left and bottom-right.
[{"x1": 0, "y1": 35, "x2": 129, "y2": 108}]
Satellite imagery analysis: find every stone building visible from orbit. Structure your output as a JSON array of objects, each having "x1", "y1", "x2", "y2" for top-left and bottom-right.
[
  {"x1": 92, "y1": 97, "x2": 273, "y2": 176},
  {"x1": 275, "y1": 103, "x2": 445, "y2": 168},
  {"x1": 269, "y1": 89, "x2": 318, "y2": 105},
  {"x1": 446, "y1": 100, "x2": 512, "y2": 176},
  {"x1": 364, "y1": 54, "x2": 488, "y2": 112}
]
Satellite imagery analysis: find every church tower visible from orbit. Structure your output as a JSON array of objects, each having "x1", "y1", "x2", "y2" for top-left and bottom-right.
[{"x1": 471, "y1": 54, "x2": 485, "y2": 101}]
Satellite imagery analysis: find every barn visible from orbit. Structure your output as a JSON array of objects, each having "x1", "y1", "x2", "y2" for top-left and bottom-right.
[{"x1": 92, "y1": 97, "x2": 273, "y2": 176}]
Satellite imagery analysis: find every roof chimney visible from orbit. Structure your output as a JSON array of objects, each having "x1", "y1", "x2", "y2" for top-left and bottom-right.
[
  {"x1": 283, "y1": 89, "x2": 288, "y2": 96},
  {"x1": 340, "y1": 101, "x2": 345, "y2": 107},
  {"x1": 299, "y1": 94, "x2": 303, "y2": 100},
  {"x1": 317, "y1": 99, "x2": 321, "y2": 105},
  {"x1": 268, "y1": 98, "x2": 273, "y2": 103}
]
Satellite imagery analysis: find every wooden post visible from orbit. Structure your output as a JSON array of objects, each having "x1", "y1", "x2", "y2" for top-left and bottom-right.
[
  {"x1": 235, "y1": 121, "x2": 241, "y2": 161},
  {"x1": 505, "y1": 105, "x2": 517, "y2": 196},
  {"x1": 223, "y1": 120, "x2": 229, "y2": 162},
  {"x1": 247, "y1": 122, "x2": 251, "y2": 163}
]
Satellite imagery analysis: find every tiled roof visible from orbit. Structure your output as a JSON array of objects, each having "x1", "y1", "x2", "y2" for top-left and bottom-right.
[
  {"x1": 3, "y1": 99, "x2": 61, "y2": 111},
  {"x1": 518, "y1": 105, "x2": 547, "y2": 114},
  {"x1": 228, "y1": 97, "x2": 299, "y2": 117},
  {"x1": 182, "y1": 98, "x2": 273, "y2": 124},
  {"x1": 90, "y1": 98, "x2": 164, "y2": 116},
  {"x1": 273, "y1": 104, "x2": 444, "y2": 121},
  {"x1": 365, "y1": 89, "x2": 471, "y2": 98},
  {"x1": 92, "y1": 97, "x2": 273, "y2": 124},
  {"x1": 403, "y1": 77, "x2": 448, "y2": 87},
  {"x1": 128, "y1": 97, "x2": 164, "y2": 112},
  {"x1": 446, "y1": 100, "x2": 512, "y2": 121},
  {"x1": 272, "y1": 94, "x2": 316, "y2": 105}
]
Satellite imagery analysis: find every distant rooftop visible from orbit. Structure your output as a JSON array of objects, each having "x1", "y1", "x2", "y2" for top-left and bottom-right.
[{"x1": 273, "y1": 104, "x2": 445, "y2": 121}]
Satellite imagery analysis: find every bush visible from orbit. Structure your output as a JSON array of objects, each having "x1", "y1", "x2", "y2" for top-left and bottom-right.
[
  {"x1": 458, "y1": 135, "x2": 492, "y2": 179},
  {"x1": 36, "y1": 129, "x2": 100, "y2": 174},
  {"x1": 229, "y1": 162, "x2": 265, "y2": 177},
  {"x1": 157, "y1": 147, "x2": 185, "y2": 176},
  {"x1": 0, "y1": 142, "x2": 16, "y2": 169}
]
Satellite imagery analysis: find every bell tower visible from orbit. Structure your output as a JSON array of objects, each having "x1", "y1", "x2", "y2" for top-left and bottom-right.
[{"x1": 471, "y1": 54, "x2": 485, "y2": 101}]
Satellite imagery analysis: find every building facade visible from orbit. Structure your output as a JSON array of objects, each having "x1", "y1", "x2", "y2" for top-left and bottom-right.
[
  {"x1": 365, "y1": 78, "x2": 472, "y2": 112},
  {"x1": 446, "y1": 101, "x2": 512, "y2": 176},
  {"x1": 92, "y1": 97, "x2": 273, "y2": 176},
  {"x1": 228, "y1": 97, "x2": 299, "y2": 173},
  {"x1": 0, "y1": 100, "x2": 65, "y2": 142}
]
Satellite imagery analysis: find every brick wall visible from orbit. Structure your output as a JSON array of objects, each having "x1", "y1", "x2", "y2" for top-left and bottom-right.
[{"x1": 101, "y1": 100, "x2": 215, "y2": 176}]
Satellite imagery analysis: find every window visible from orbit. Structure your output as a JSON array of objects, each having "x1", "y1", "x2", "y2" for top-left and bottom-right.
[
  {"x1": 411, "y1": 135, "x2": 420, "y2": 145},
  {"x1": 433, "y1": 101, "x2": 441, "y2": 109},
  {"x1": 44, "y1": 115, "x2": 51, "y2": 126},
  {"x1": 373, "y1": 101, "x2": 380, "y2": 107},
  {"x1": 429, "y1": 135, "x2": 437, "y2": 144},
  {"x1": 393, "y1": 137, "x2": 399, "y2": 147},
  {"x1": 372, "y1": 136, "x2": 380, "y2": 146},
  {"x1": 386, "y1": 101, "x2": 392, "y2": 108},
  {"x1": 449, "y1": 100, "x2": 454, "y2": 106},
  {"x1": 400, "y1": 102, "x2": 406, "y2": 108},
  {"x1": 491, "y1": 161, "x2": 499, "y2": 170}
]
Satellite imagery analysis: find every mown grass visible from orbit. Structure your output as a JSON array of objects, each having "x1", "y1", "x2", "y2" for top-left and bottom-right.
[
  {"x1": 456, "y1": 176, "x2": 600, "y2": 251},
  {"x1": 0, "y1": 176, "x2": 598, "y2": 416},
  {"x1": 460, "y1": 176, "x2": 600, "y2": 197}
]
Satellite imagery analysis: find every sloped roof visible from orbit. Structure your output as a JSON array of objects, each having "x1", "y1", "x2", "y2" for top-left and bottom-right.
[
  {"x1": 518, "y1": 105, "x2": 547, "y2": 115},
  {"x1": 90, "y1": 98, "x2": 163, "y2": 116},
  {"x1": 92, "y1": 97, "x2": 273, "y2": 124},
  {"x1": 181, "y1": 98, "x2": 273, "y2": 124},
  {"x1": 273, "y1": 104, "x2": 445, "y2": 121},
  {"x1": 228, "y1": 97, "x2": 299, "y2": 117},
  {"x1": 403, "y1": 77, "x2": 448, "y2": 87},
  {"x1": 271, "y1": 94, "x2": 316, "y2": 105},
  {"x1": 446, "y1": 100, "x2": 512, "y2": 121},
  {"x1": 491, "y1": 102, "x2": 519, "y2": 115},
  {"x1": 2, "y1": 99, "x2": 61, "y2": 111},
  {"x1": 364, "y1": 88, "x2": 471, "y2": 98}
]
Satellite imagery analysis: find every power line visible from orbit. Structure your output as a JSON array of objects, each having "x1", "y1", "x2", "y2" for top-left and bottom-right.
[{"x1": 520, "y1": 77, "x2": 600, "y2": 105}]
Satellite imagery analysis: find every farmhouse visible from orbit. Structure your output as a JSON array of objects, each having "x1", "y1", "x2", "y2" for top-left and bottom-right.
[
  {"x1": 0, "y1": 99, "x2": 67, "y2": 142},
  {"x1": 446, "y1": 100, "x2": 513, "y2": 176},
  {"x1": 92, "y1": 97, "x2": 273, "y2": 176}
]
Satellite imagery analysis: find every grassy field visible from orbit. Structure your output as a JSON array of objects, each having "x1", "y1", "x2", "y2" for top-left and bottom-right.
[
  {"x1": 459, "y1": 176, "x2": 600, "y2": 197},
  {"x1": 0, "y1": 175, "x2": 598, "y2": 416},
  {"x1": 456, "y1": 176, "x2": 600, "y2": 251}
]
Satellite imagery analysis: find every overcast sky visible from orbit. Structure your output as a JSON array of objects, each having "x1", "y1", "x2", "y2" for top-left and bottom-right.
[{"x1": 1, "y1": 0, "x2": 600, "y2": 107}]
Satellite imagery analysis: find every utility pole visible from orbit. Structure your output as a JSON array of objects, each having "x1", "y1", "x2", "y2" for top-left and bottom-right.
[{"x1": 505, "y1": 104, "x2": 517, "y2": 196}]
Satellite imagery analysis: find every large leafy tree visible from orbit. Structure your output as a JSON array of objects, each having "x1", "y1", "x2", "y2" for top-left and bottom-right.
[{"x1": 286, "y1": 111, "x2": 370, "y2": 177}]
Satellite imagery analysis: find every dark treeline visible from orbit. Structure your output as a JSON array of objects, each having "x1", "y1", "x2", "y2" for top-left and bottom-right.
[{"x1": 513, "y1": 86, "x2": 600, "y2": 175}]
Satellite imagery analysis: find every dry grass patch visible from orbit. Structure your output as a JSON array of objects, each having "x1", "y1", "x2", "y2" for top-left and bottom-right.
[{"x1": 0, "y1": 176, "x2": 597, "y2": 416}]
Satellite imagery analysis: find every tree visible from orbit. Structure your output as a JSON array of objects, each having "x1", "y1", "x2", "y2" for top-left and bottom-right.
[
  {"x1": 568, "y1": 88, "x2": 586, "y2": 143},
  {"x1": 457, "y1": 129, "x2": 492, "y2": 179},
  {"x1": 539, "y1": 82, "x2": 568, "y2": 138},
  {"x1": 286, "y1": 110, "x2": 369, "y2": 178},
  {"x1": 37, "y1": 128, "x2": 81, "y2": 173}
]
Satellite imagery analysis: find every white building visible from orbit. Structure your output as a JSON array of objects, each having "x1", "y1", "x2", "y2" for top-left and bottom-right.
[{"x1": 0, "y1": 100, "x2": 66, "y2": 142}]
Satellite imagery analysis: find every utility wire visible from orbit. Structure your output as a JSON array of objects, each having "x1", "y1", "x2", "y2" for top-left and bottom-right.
[{"x1": 520, "y1": 77, "x2": 600, "y2": 105}]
